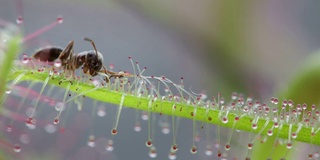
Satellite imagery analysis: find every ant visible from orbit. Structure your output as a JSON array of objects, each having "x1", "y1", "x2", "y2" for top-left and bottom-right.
[{"x1": 32, "y1": 37, "x2": 129, "y2": 82}]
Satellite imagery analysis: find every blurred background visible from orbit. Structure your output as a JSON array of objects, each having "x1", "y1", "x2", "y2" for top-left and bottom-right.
[{"x1": 1, "y1": 0, "x2": 320, "y2": 159}]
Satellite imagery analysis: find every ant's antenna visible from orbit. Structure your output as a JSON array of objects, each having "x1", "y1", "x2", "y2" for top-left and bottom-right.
[{"x1": 83, "y1": 37, "x2": 99, "y2": 58}]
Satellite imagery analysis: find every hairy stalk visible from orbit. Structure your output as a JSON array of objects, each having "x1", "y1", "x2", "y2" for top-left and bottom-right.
[{"x1": 8, "y1": 70, "x2": 320, "y2": 146}]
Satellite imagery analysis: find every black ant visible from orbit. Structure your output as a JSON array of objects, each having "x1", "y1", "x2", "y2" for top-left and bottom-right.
[{"x1": 32, "y1": 37, "x2": 129, "y2": 82}]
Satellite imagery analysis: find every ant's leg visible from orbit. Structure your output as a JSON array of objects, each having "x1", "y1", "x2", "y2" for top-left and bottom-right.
[
  {"x1": 100, "y1": 65, "x2": 110, "y2": 83},
  {"x1": 83, "y1": 64, "x2": 89, "y2": 74},
  {"x1": 101, "y1": 64, "x2": 133, "y2": 79},
  {"x1": 58, "y1": 41, "x2": 74, "y2": 65}
]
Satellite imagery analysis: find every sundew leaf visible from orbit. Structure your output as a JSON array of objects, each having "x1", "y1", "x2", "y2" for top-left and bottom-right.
[
  {"x1": 8, "y1": 69, "x2": 320, "y2": 148},
  {"x1": 252, "y1": 51, "x2": 320, "y2": 159}
]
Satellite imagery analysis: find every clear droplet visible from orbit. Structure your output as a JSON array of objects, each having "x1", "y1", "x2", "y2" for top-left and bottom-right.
[
  {"x1": 54, "y1": 59, "x2": 62, "y2": 68},
  {"x1": 247, "y1": 143, "x2": 253, "y2": 149},
  {"x1": 168, "y1": 151, "x2": 177, "y2": 160},
  {"x1": 161, "y1": 125, "x2": 170, "y2": 134},
  {"x1": 205, "y1": 146, "x2": 213, "y2": 156},
  {"x1": 19, "y1": 134, "x2": 30, "y2": 144},
  {"x1": 286, "y1": 142, "x2": 292, "y2": 149},
  {"x1": 87, "y1": 135, "x2": 95, "y2": 147},
  {"x1": 5, "y1": 89, "x2": 11, "y2": 94},
  {"x1": 97, "y1": 106, "x2": 106, "y2": 117},
  {"x1": 44, "y1": 124, "x2": 57, "y2": 134},
  {"x1": 141, "y1": 111, "x2": 148, "y2": 120},
  {"x1": 149, "y1": 146, "x2": 157, "y2": 158},
  {"x1": 134, "y1": 122, "x2": 142, "y2": 132},
  {"x1": 55, "y1": 102, "x2": 64, "y2": 111},
  {"x1": 105, "y1": 140, "x2": 114, "y2": 152}
]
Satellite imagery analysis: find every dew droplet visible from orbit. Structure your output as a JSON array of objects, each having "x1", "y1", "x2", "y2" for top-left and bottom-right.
[
  {"x1": 87, "y1": 135, "x2": 95, "y2": 147},
  {"x1": 274, "y1": 98, "x2": 279, "y2": 105},
  {"x1": 308, "y1": 153, "x2": 313, "y2": 159},
  {"x1": 141, "y1": 111, "x2": 148, "y2": 120},
  {"x1": 5, "y1": 88, "x2": 11, "y2": 94},
  {"x1": 6, "y1": 125, "x2": 12, "y2": 133},
  {"x1": 25, "y1": 117, "x2": 34, "y2": 125},
  {"x1": 57, "y1": 16, "x2": 63, "y2": 23},
  {"x1": 190, "y1": 146, "x2": 197, "y2": 154},
  {"x1": 146, "y1": 139, "x2": 153, "y2": 147},
  {"x1": 97, "y1": 106, "x2": 106, "y2": 117},
  {"x1": 13, "y1": 144, "x2": 21, "y2": 153},
  {"x1": 267, "y1": 129, "x2": 273, "y2": 136},
  {"x1": 291, "y1": 132, "x2": 297, "y2": 139},
  {"x1": 161, "y1": 122, "x2": 170, "y2": 134},
  {"x1": 111, "y1": 128, "x2": 117, "y2": 135},
  {"x1": 286, "y1": 142, "x2": 292, "y2": 149},
  {"x1": 243, "y1": 106, "x2": 249, "y2": 112},
  {"x1": 171, "y1": 144, "x2": 178, "y2": 152},
  {"x1": 54, "y1": 59, "x2": 62, "y2": 68},
  {"x1": 221, "y1": 117, "x2": 228, "y2": 123},
  {"x1": 168, "y1": 151, "x2": 177, "y2": 160},
  {"x1": 231, "y1": 92, "x2": 238, "y2": 100},
  {"x1": 53, "y1": 118, "x2": 59, "y2": 124},
  {"x1": 149, "y1": 146, "x2": 157, "y2": 158},
  {"x1": 19, "y1": 134, "x2": 30, "y2": 144},
  {"x1": 247, "y1": 143, "x2": 253, "y2": 149},
  {"x1": 134, "y1": 122, "x2": 142, "y2": 132},
  {"x1": 252, "y1": 123, "x2": 257, "y2": 130},
  {"x1": 55, "y1": 102, "x2": 64, "y2": 111},
  {"x1": 105, "y1": 140, "x2": 114, "y2": 152},
  {"x1": 225, "y1": 144, "x2": 231, "y2": 151},
  {"x1": 217, "y1": 152, "x2": 222, "y2": 157},
  {"x1": 44, "y1": 124, "x2": 57, "y2": 134},
  {"x1": 16, "y1": 16, "x2": 23, "y2": 24},
  {"x1": 22, "y1": 54, "x2": 29, "y2": 64},
  {"x1": 204, "y1": 146, "x2": 213, "y2": 156}
]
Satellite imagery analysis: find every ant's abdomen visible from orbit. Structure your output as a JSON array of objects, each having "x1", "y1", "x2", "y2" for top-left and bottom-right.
[{"x1": 32, "y1": 47, "x2": 62, "y2": 62}]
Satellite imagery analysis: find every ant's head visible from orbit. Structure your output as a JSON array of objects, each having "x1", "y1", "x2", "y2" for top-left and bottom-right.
[
  {"x1": 83, "y1": 37, "x2": 104, "y2": 76},
  {"x1": 86, "y1": 50, "x2": 103, "y2": 75}
]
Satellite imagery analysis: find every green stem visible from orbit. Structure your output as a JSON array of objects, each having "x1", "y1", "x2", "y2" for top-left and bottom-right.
[{"x1": 8, "y1": 70, "x2": 320, "y2": 146}]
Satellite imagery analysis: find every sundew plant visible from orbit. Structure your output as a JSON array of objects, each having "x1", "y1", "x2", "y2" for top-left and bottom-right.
[{"x1": 2, "y1": 1, "x2": 320, "y2": 160}]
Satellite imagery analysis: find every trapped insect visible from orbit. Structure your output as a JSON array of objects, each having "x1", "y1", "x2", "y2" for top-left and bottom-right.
[{"x1": 32, "y1": 37, "x2": 129, "y2": 82}]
